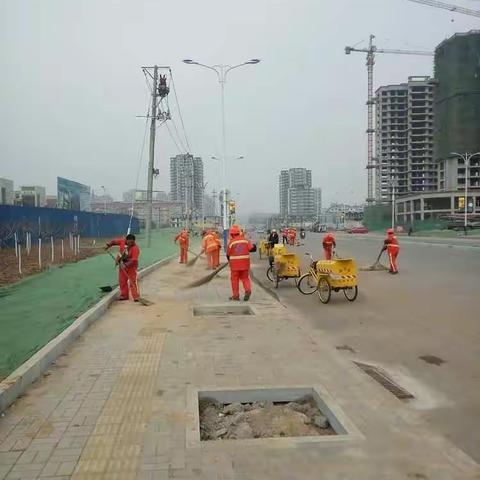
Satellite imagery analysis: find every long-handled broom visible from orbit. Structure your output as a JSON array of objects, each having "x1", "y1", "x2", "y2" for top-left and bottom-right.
[
  {"x1": 359, "y1": 248, "x2": 388, "y2": 272},
  {"x1": 186, "y1": 249, "x2": 203, "y2": 267},
  {"x1": 100, "y1": 251, "x2": 154, "y2": 305},
  {"x1": 185, "y1": 262, "x2": 229, "y2": 288}
]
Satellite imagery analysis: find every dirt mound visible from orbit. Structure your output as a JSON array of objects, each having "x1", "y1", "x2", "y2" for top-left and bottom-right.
[{"x1": 199, "y1": 396, "x2": 336, "y2": 441}]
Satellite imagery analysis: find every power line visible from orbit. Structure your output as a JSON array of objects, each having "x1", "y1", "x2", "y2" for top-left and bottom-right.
[
  {"x1": 163, "y1": 96, "x2": 189, "y2": 152},
  {"x1": 164, "y1": 121, "x2": 185, "y2": 155},
  {"x1": 169, "y1": 69, "x2": 192, "y2": 152},
  {"x1": 128, "y1": 102, "x2": 150, "y2": 233},
  {"x1": 170, "y1": 115, "x2": 189, "y2": 152}
]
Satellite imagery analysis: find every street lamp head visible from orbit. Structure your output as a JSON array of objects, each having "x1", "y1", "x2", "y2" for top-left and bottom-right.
[
  {"x1": 236, "y1": 156, "x2": 244, "y2": 160},
  {"x1": 211, "y1": 156, "x2": 219, "y2": 160},
  {"x1": 247, "y1": 59, "x2": 260, "y2": 64},
  {"x1": 183, "y1": 59, "x2": 196, "y2": 64}
]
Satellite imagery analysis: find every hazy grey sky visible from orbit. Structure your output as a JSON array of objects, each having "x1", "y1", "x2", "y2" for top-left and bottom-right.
[{"x1": 1, "y1": 0, "x2": 478, "y2": 214}]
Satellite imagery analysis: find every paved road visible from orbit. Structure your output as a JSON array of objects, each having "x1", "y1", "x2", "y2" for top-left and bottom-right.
[{"x1": 252, "y1": 232, "x2": 480, "y2": 462}]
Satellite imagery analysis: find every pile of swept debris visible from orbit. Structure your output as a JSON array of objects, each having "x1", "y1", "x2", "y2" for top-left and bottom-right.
[{"x1": 199, "y1": 395, "x2": 336, "y2": 440}]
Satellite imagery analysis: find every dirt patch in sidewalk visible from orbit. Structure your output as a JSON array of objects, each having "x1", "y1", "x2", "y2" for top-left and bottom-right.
[{"x1": 199, "y1": 396, "x2": 336, "y2": 440}]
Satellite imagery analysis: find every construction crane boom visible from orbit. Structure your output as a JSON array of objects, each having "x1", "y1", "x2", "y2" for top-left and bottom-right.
[
  {"x1": 406, "y1": 0, "x2": 480, "y2": 17},
  {"x1": 346, "y1": 47, "x2": 433, "y2": 56},
  {"x1": 345, "y1": 35, "x2": 434, "y2": 205}
]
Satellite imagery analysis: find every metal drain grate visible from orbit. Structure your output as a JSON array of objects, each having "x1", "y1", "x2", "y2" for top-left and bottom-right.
[
  {"x1": 353, "y1": 362, "x2": 414, "y2": 400},
  {"x1": 193, "y1": 305, "x2": 254, "y2": 317}
]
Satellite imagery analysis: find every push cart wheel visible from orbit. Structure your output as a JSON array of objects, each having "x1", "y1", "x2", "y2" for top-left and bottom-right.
[
  {"x1": 317, "y1": 277, "x2": 331, "y2": 304},
  {"x1": 343, "y1": 286, "x2": 358, "y2": 302},
  {"x1": 266, "y1": 266, "x2": 274, "y2": 282},
  {"x1": 297, "y1": 273, "x2": 317, "y2": 295}
]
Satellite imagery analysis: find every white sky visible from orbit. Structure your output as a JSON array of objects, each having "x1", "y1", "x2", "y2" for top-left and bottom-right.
[{"x1": 1, "y1": 0, "x2": 478, "y2": 213}]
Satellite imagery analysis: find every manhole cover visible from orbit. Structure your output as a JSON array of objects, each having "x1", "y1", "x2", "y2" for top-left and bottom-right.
[
  {"x1": 193, "y1": 305, "x2": 254, "y2": 317},
  {"x1": 353, "y1": 362, "x2": 414, "y2": 400}
]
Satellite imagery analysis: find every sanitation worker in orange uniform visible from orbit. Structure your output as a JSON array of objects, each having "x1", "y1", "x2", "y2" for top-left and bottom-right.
[
  {"x1": 105, "y1": 234, "x2": 140, "y2": 301},
  {"x1": 382, "y1": 228, "x2": 400, "y2": 274},
  {"x1": 226, "y1": 226, "x2": 257, "y2": 301},
  {"x1": 212, "y1": 231, "x2": 222, "y2": 268},
  {"x1": 288, "y1": 227, "x2": 297, "y2": 246},
  {"x1": 202, "y1": 230, "x2": 215, "y2": 269},
  {"x1": 174, "y1": 229, "x2": 189, "y2": 263},
  {"x1": 322, "y1": 232, "x2": 336, "y2": 260},
  {"x1": 205, "y1": 231, "x2": 219, "y2": 270}
]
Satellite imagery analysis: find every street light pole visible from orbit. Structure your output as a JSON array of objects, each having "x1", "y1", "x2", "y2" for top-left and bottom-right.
[
  {"x1": 451, "y1": 152, "x2": 480, "y2": 235},
  {"x1": 183, "y1": 58, "x2": 260, "y2": 241}
]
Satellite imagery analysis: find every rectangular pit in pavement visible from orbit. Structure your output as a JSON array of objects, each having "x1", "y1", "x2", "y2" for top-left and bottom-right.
[
  {"x1": 186, "y1": 386, "x2": 363, "y2": 447},
  {"x1": 193, "y1": 305, "x2": 255, "y2": 317}
]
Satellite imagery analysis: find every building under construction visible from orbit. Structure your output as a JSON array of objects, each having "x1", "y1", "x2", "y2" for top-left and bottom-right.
[
  {"x1": 435, "y1": 30, "x2": 480, "y2": 192},
  {"x1": 375, "y1": 76, "x2": 437, "y2": 204}
]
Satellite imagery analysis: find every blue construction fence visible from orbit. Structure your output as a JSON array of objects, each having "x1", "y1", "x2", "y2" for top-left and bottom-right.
[{"x1": 0, "y1": 205, "x2": 139, "y2": 248}]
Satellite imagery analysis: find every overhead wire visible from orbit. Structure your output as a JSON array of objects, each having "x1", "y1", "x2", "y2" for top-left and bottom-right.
[
  {"x1": 128, "y1": 101, "x2": 150, "y2": 233},
  {"x1": 169, "y1": 69, "x2": 192, "y2": 152},
  {"x1": 164, "y1": 120, "x2": 185, "y2": 155},
  {"x1": 161, "y1": 94, "x2": 189, "y2": 153},
  {"x1": 128, "y1": 66, "x2": 192, "y2": 233}
]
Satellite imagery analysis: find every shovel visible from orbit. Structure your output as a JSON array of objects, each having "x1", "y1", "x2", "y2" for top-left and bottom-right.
[
  {"x1": 360, "y1": 249, "x2": 388, "y2": 272},
  {"x1": 185, "y1": 262, "x2": 229, "y2": 288},
  {"x1": 100, "y1": 251, "x2": 154, "y2": 305}
]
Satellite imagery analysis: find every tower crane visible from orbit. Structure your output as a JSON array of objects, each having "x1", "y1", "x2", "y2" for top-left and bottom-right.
[
  {"x1": 345, "y1": 35, "x2": 433, "y2": 204},
  {"x1": 406, "y1": 0, "x2": 480, "y2": 17}
]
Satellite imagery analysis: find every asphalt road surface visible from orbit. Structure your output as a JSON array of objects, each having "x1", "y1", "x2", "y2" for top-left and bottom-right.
[{"x1": 251, "y1": 232, "x2": 480, "y2": 462}]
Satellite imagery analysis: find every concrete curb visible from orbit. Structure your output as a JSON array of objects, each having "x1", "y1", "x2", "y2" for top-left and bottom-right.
[{"x1": 0, "y1": 254, "x2": 175, "y2": 413}]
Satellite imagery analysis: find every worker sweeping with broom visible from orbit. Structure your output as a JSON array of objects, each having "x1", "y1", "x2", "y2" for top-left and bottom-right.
[
  {"x1": 104, "y1": 234, "x2": 140, "y2": 302},
  {"x1": 382, "y1": 228, "x2": 400, "y2": 274},
  {"x1": 174, "y1": 228, "x2": 189, "y2": 264}
]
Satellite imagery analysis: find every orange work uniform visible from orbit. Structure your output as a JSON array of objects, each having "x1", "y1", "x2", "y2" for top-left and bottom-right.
[
  {"x1": 322, "y1": 233, "x2": 336, "y2": 260},
  {"x1": 106, "y1": 238, "x2": 140, "y2": 300},
  {"x1": 212, "y1": 232, "x2": 222, "y2": 268},
  {"x1": 174, "y1": 229, "x2": 189, "y2": 263},
  {"x1": 227, "y1": 233, "x2": 254, "y2": 300},
  {"x1": 383, "y1": 233, "x2": 400, "y2": 274},
  {"x1": 202, "y1": 232, "x2": 215, "y2": 269},
  {"x1": 288, "y1": 228, "x2": 296, "y2": 246}
]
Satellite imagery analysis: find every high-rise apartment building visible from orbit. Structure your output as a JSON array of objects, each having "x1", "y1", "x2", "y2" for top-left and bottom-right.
[
  {"x1": 375, "y1": 76, "x2": 437, "y2": 204},
  {"x1": 279, "y1": 168, "x2": 317, "y2": 220},
  {"x1": 279, "y1": 170, "x2": 290, "y2": 218},
  {"x1": 170, "y1": 154, "x2": 204, "y2": 216},
  {"x1": 376, "y1": 83, "x2": 408, "y2": 203},
  {"x1": 435, "y1": 30, "x2": 480, "y2": 192},
  {"x1": 408, "y1": 77, "x2": 437, "y2": 195}
]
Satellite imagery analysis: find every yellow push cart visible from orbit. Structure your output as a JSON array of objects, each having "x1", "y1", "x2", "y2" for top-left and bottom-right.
[
  {"x1": 258, "y1": 240, "x2": 270, "y2": 259},
  {"x1": 315, "y1": 258, "x2": 358, "y2": 304},
  {"x1": 267, "y1": 252, "x2": 302, "y2": 288}
]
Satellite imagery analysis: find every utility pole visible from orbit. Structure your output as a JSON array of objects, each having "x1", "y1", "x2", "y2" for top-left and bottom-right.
[
  {"x1": 142, "y1": 65, "x2": 170, "y2": 246},
  {"x1": 146, "y1": 65, "x2": 158, "y2": 247}
]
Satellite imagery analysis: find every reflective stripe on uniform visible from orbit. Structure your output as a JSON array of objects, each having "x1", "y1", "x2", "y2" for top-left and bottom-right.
[
  {"x1": 229, "y1": 240, "x2": 248, "y2": 247},
  {"x1": 230, "y1": 255, "x2": 250, "y2": 260}
]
